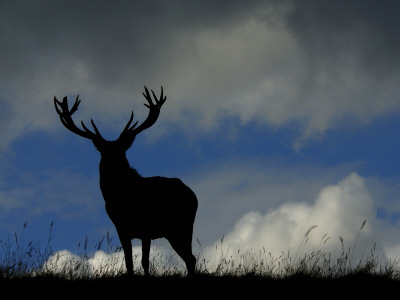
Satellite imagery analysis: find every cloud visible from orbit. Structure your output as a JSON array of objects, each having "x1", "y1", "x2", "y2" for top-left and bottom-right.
[
  {"x1": 1, "y1": 1, "x2": 400, "y2": 149},
  {"x1": 187, "y1": 160, "x2": 400, "y2": 261},
  {"x1": 0, "y1": 190, "x2": 25, "y2": 210},
  {"x1": 43, "y1": 241, "x2": 185, "y2": 276},
  {"x1": 43, "y1": 249, "x2": 125, "y2": 277},
  {"x1": 202, "y1": 172, "x2": 391, "y2": 268},
  {"x1": 188, "y1": 159, "x2": 361, "y2": 246}
]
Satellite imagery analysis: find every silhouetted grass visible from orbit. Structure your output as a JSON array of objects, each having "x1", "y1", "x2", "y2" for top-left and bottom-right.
[
  {"x1": 1, "y1": 223, "x2": 400, "y2": 299},
  {"x1": 0, "y1": 222, "x2": 53, "y2": 278}
]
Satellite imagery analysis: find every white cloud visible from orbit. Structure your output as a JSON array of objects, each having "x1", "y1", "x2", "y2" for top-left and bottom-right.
[
  {"x1": 201, "y1": 172, "x2": 398, "y2": 269},
  {"x1": 384, "y1": 244, "x2": 400, "y2": 261},
  {"x1": 188, "y1": 160, "x2": 360, "y2": 246},
  {"x1": 43, "y1": 241, "x2": 185, "y2": 276},
  {"x1": 43, "y1": 249, "x2": 125, "y2": 277}
]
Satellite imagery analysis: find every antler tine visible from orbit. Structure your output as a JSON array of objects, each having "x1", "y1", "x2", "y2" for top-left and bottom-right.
[
  {"x1": 154, "y1": 86, "x2": 166, "y2": 107},
  {"x1": 90, "y1": 119, "x2": 102, "y2": 136},
  {"x1": 133, "y1": 86, "x2": 166, "y2": 134},
  {"x1": 70, "y1": 94, "x2": 81, "y2": 115},
  {"x1": 117, "y1": 86, "x2": 166, "y2": 146},
  {"x1": 118, "y1": 111, "x2": 139, "y2": 140},
  {"x1": 142, "y1": 87, "x2": 153, "y2": 108},
  {"x1": 142, "y1": 86, "x2": 166, "y2": 109},
  {"x1": 54, "y1": 97, "x2": 63, "y2": 115},
  {"x1": 54, "y1": 95, "x2": 105, "y2": 142},
  {"x1": 79, "y1": 119, "x2": 102, "y2": 137},
  {"x1": 122, "y1": 111, "x2": 139, "y2": 132}
]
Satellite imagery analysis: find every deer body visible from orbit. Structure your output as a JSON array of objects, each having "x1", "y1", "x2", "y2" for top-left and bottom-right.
[
  {"x1": 100, "y1": 160, "x2": 197, "y2": 240},
  {"x1": 54, "y1": 87, "x2": 197, "y2": 275}
]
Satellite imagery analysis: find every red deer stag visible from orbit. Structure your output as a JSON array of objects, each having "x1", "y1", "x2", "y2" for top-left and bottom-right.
[{"x1": 54, "y1": 87, "x2": 198, "y2": 276}]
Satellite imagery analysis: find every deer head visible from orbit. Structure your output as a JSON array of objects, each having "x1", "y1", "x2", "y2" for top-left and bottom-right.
[{"x1": 54, "y1": 86, "x2": 166, "y2": 155}]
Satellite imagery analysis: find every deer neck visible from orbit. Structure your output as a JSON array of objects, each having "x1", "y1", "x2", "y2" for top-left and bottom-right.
[
  {"x1": 98, "y1": 155, "x2": 141, "y2": 203},
  {"x1": 99, "y1": 155, "x2": 140, "y2": 181}
]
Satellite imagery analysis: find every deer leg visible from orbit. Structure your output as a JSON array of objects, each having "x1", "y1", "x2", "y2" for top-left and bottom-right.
[
  {"x1": 119, "y1": 234, "x2": 133, "y2": 276},
  {"x1": 141, "y1": 238, "x2": 151, "y2": 276},
  {"x1": 168, "y1": 236, "x2": 196, "y2": 276}
]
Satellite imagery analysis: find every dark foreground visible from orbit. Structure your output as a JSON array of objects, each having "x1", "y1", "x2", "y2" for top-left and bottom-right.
[{"x1": 1, "y1": 274, "x2": 399, "y2": 299}]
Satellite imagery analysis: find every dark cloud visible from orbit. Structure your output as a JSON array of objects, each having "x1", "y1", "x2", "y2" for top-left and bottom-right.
[
  {"x1": 0, "y1": 0, "x2": 269, "y2": 85},
  {"x1": 1, "y1": 0, "x2": 400, "y2": 148},
  {"x1": 286, "y1": 1, "x2": 400, "y2": 78}
]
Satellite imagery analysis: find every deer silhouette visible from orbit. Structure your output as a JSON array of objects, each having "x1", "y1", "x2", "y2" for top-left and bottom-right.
[{"x1": 54, "y1": 87, "x2": 198, "y2": 276}]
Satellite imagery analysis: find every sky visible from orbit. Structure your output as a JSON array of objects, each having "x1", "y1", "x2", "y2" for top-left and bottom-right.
[{"x1": 1, "y1": 0, "x2": 400, "y2": 274}]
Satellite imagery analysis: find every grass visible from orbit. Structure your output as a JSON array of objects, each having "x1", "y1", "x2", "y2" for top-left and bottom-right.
[{"x1": 1, "y1": 222, "x2": 400, "y2": 299}]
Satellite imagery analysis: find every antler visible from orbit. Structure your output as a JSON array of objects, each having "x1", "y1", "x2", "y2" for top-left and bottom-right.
[
  {"x1": 118, "y1": 86, "x2": 166, "y2": 144},
  {"x1": 54, "y1": 95, "x2": 105, "y2": 142}
]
